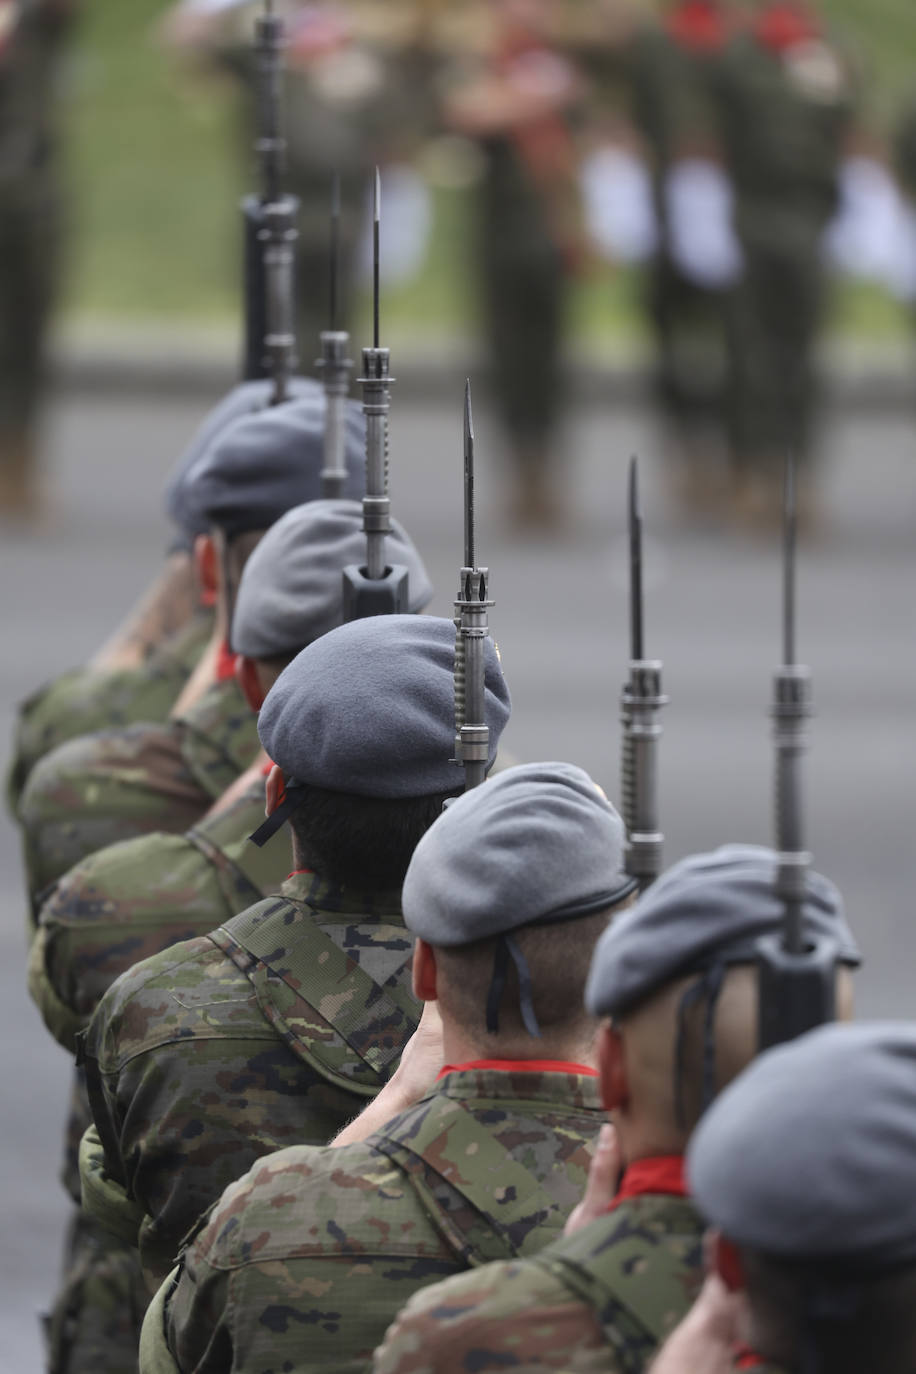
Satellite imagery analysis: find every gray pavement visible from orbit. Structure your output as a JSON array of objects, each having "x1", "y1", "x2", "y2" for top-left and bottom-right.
[{"x1": 2, "y1": 381, "x2": 915, "y2": 1367}]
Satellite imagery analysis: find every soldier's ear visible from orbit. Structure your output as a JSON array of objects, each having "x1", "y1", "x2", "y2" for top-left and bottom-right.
[
  {"x1": 193, "y1": 534, "x2": 219, "y2": 607},
  {"x1": 265, "y1": 764, "x2": 287, "y2": 818},
  {"x1": 597, "y1": 1022, "x2": 629, "y2": 1114},
  {"x1": 412, "y1": 939, "x2": 439, "y2": 1003},
  {"x1": 236, "y1": 655, "x2": 265, "y2": 712}
]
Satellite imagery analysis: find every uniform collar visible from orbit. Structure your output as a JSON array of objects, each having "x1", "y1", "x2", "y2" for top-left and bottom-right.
[
  {"x1": 609, "y1": 1155, "x2": 688, "y2": 1209},
  {"x1": 437, "y1": 1058, "x2": 597, "y2": 1079},
  {"x1": 434, "y1": 1061, "x2": 602, "y2": 1113},
  {"x1": 279, "y1": 869, "x2": 404, "y2": 920}
]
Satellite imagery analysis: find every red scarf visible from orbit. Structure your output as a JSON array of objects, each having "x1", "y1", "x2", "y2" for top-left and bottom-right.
[
  {"x1": 666, "y1": 0, "x2": 729, "y2": 54},
  {"x1": 215, "y1": 641, "x2": 239, "y2": 683},
  {"x1": 753, "y1": 3, "x2": 820, "y2": 54},
  {"x1": 609, "y1": 1154, "x2": 688, "y2": 1209},
  {"x1": 438, "y1": 1059, "x2": 597, "y2": 1080}
]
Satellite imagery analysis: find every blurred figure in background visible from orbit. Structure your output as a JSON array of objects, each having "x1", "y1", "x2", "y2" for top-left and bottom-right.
[
  {"x1": 0, "y1": 0, "x2": 75, "y2": 521},
  {"x1": 707, "y1": 0, "x2": 855, "y2": 530},
  {"x1": 628, "y1": 0, "x2": 741, "y2": 517},
  {"x1": 441, "y1": 0, "x2": 587, "y2": 532}
]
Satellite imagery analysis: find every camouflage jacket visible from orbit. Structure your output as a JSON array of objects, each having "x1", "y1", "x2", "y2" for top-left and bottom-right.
[
  {"x1": 18, "y1": 671, "x2": 259, "y2": 915},
  {"x1": 79, "y1": 871, "x2": 420, "y2": 1287},
  {"x1": 138, "y1": 1065, "x2": 604, "y2": 1374},
  {"x1": 29, "y1": 768, "x2": 292, "y2": 1053},
  {"x1": 372, "y1": 1177, "x2": 704, "y2": 1374},
  {"x1": 6, "y1": 609, "x2": 212, "y2": 818}
]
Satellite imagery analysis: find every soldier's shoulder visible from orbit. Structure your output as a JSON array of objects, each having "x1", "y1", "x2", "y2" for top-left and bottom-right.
[
  {"x1": 88, "y1": 933, "x2": 262, "y2": 1067},
  {"x1": 19, "y1": 719, "x2": 184, "y2": 816},
  {"x1": 189, "y1": 1139, "x2": 410, "y2": 1271},
  {"x1": 42, "y1": 830, "x2": 203, "y2": 929},
  {"x1": 374, "y1": 1256, "x2": 609, "y2": 1374}
]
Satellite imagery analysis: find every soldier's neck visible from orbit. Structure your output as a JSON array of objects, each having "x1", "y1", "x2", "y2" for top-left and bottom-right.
[
  {"x1": 441, "y1": 1022, "x2": 600, "y2": 1073},
  {"x1": 170, "y1": 611, "x2": 229, "y2": 718}
]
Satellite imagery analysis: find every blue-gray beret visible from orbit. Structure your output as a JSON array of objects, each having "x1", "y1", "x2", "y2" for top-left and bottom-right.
[
  {"x1": 258, "y1": 615, "x2": 511, "y2": 798},
  {"x1": 231, "y1": 500, "x2": 434, "y2": 659},
  {"x1": 164, "y1": 377, "x2": 322, "y2": 538},
  {"x1": 403, "y1": 762, "x2": 634, "y2": 945},
  {"x1": 586, "y1": 844, "x2": 860, "y2": 1018},
  {"x1": 167, "y1": 390, "x2": 365, "y2": 538},
  {"x1": 688, "y1": 1021, "x2": 916, "y2": 1269}
]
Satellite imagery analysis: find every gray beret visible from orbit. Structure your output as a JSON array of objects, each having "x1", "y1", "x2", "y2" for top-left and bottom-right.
[
  {"x1": 231, "y1": 500, "x2": 434, "y2": 659},
  {"x1": 688, "y1": 1021, "x2": 916, "y2": 1269},
  {"x1": 167, "y1": 390, "x2": 365, "y2": 538},
  {"x1": 403, "y1": 761, "x2": 633, "y2": 945},
  {"x1": 258, "y1": 614, "x2": 511, "y2": 798},
  {"x1": 586, "y1": 844, "x2": 860, "y2": 1018},
  {"x1": 164, "y1": 377, "x2": 322, "y2": 538}
]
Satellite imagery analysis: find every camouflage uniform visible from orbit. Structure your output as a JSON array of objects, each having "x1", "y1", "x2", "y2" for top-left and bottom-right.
[
  {"x1": 7, "y1": 608, "x2": 213, "y2": 820},
  {"x1": 373, "y1": 1181, "x2": 703, "y2": 1373},
  {"x1": 18, "y1": 671, "x2": 260, "y2": 916},
  {"x1": 79, "y1": 870, "x2": 420, "y2": 1289},
  {"x1": 139, "y1": 1065, "x2": 603, "y2": 1374},
  {"x1": 29, "y1": 765, "x2": 291, "y2": 1052}
]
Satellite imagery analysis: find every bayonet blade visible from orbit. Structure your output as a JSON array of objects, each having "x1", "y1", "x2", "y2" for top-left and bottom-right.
[
  {"x1": 628, "y1": 455, "x2": 644, "y2": 662},
  {"x1": 783, "y1": 452, "x2": 796, "y2": 668},
  {"x1": 330, "y1": 172, "x2": 340, "y2": 333},
  {"x1": 372, "y1": 166, "x2": 381, "y2": 350},
  {"x1": 464, "y1": 378, "x2": 475, "y2": 572}
]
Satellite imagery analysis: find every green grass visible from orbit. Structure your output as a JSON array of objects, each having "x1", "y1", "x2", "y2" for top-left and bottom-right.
[{"x1": 62, "y1": 0, "x2": 916, "y2": 341}]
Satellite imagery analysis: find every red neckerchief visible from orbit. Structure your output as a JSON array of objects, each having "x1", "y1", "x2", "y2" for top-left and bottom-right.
[
  {"x1": 215, "y1": 641, "x2": 239, "y2": 682},
  {"x1": 260, "y1": 759, "x2": 274, "y2": 778},
  {"x1": 735, "y1": 1350, "x2": 765, "y2": 1369},
  {"x1": 437, "y1": 1058, "x2": 597, "y2": 1081},
  {"x1": 666, "y1": 0, "x2": 729, "y2": 54},
  {"x1": 608, "y1": 1155, "x2": 687, "y2": 1210},
  {"x1": 286, "y1": 867, "x2": 313, "y2": 879},
  {"x1": 753, "y1": 3, "x2": 820, "y2": 54}
]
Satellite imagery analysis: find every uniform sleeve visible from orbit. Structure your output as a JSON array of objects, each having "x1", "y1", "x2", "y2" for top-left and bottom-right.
[
  {"x1": 163, "y1": 1208, "x2": 238, "y2": 1374},
  {"x1": 372, "y1": 1260, "x2": 616, "y2": 1374},
  {"x1": 139, "y1": 1268, "x2": 186, "y2": 1374}
]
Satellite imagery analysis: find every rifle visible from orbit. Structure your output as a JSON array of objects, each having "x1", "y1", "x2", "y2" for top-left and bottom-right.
[
  {"x1": 240, "y1": 0, "x2": 298, "y2": 394},
  {"x1": 453, "y1": 380, "x2": 494, "y2": 791},
  {"x1": 620, "y1": 456, "x2": 666, "y2": 890},
  {"x1": 343, "y1": 168, "x2": 410, "y2": 618},
  {"x1": 757, "y1": 454, "x2": 838, "y2": 1048},
  {"x1": 316, "y1": 173, "x2": 353, "y2": 498}
]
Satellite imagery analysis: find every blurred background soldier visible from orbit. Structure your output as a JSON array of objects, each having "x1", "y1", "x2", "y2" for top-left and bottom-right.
[
  {"x1": 0, "y1": 0, "x2": 75, "y2": 520},
  {"x1": 707, "y1": 0, "x2": 855, "y2": 530}
]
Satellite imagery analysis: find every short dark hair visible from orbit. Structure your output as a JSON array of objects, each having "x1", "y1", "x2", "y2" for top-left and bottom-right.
[
  {"x1": 742, "y1": 1248, "x2": 916, "y2": 1374},
  {"x1": 288, "y1": 784, "x2": 462, "y2": 891},
  {"x1": 434, "y1": 908, "x2": 621, "y2": 1041}
]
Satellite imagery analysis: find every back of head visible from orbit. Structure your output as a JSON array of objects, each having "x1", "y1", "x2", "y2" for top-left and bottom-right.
[
  {"x1": 256, "y1": 615, "x2": 511, "y2": 889},
  {"x1": 585, "y1": 844, "x2": 859, "y2": 1142},
  {"x1": 230, "y1": 499, "x2": 433, "y2": 663},
  {"x1": 403, "y1": 762, "x2": 636, "y2": 1057},
  {"x1": 688, "y1": 1022, "x2": 916, "y2": 1374}
]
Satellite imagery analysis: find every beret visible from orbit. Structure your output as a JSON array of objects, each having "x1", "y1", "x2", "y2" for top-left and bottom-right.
[
  {"x1": 231, "y1": 500, "x2": 434, "y2": 658},
  {"x1": 403, "y1": 761, "x2": 633, "y2": 944},
  {"x1": 586, "y1": 844, "x2": 860, "y2": 1018},
  {"x1": 164, "y1": 377, "x2": 322, "y2": 538},
  {"x1": 167, "y1": 389, "x2": 365, "y2": 538},
  {"x1": 258, "y1": 615, "x2": 511, "y2": 798},
  {"x1": 688, "y1": 1021, "x2": 916, "y2": 1269}
]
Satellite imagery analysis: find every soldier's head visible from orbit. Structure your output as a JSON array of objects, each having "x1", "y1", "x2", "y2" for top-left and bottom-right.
[
  {"x1": 230, "y1": 499, "x2": 433, "y2": 709},
  {"x1": 585, "y1": 846, "x2": 859, "y2": 1160},
  {"x1": 402, "y1": 762, "x2": 636, "y2": 1064},
  {"x1": 167, "y1": 383, "x2": 365, "y2": 639},
  {"x1": 255, "y1": 615, "x2": 511, "y2": 891},
  {"x1": 689, "y1": 1021, "x2": 916, "y2": 1374}
]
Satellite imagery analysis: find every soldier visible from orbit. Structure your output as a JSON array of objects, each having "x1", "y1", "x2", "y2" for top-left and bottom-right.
[
  {"x1": 77, "y1": 615, "x2": 510, "y2": 1300},
  {"x1": 16, "y1": 386, "x2": 365, "y2": 913},
  {"x1": 653, "y1": 1021, "x2": 916, "y2": 1373},
  {"x1": 29, "y1": 499, "x2": 432, "y2": 1054},
  {"x1": 371, "y1": 844, "x2": 859, "y2": 1374},
  {"x1": 706, "y1": 0, "x2": 855, "y2": 528},
  {"x1": 138, "y1": 759, "x2": 636, "y2": 1372}
]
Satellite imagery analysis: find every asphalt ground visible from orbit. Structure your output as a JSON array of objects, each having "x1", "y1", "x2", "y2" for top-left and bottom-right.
[{"x1": 2, "y1": 382, "x2": 915, "y2": 1366}]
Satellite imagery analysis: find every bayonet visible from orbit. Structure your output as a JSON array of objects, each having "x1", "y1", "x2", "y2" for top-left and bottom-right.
[
  {"x1": 757, "y1": 454, "x2": 838, "y2": 1047},
  {"x1": 317, "y1": 173, "x2": 353, "y2": 497},
  {"x1": 620, "y1": 457, "x2": 666, "y2": 889},
  {"x1": 342, "y1": 168, "x2": 409, "y2": 618},
  {"x1": 453, "y1": 381, "x2": 494, "y2": 791}
]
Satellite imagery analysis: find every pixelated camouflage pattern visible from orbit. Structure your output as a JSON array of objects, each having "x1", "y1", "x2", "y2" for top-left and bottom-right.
[
  {"x1": 372, "y1": 1192, "x2": 704, "y2": 1374},
  {"x1": 148, "y1": 1067, "x2": 603, "y2": 1374},
  {"x1": 29, "y1": 771, "x2": 291, "y2": 1052},
  {"x1": 6, "y1": 610, "x2": 213, "y2": 819},
  {"x1": 80, "y1": 872, "x2": 418, "y2": 1288},
  {"x1": 44, "y1": 1209, "x2": 150, "y2": 1374},
  {"x1": 18, "y1": 674, "x2": 259, "y2": 913}
]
